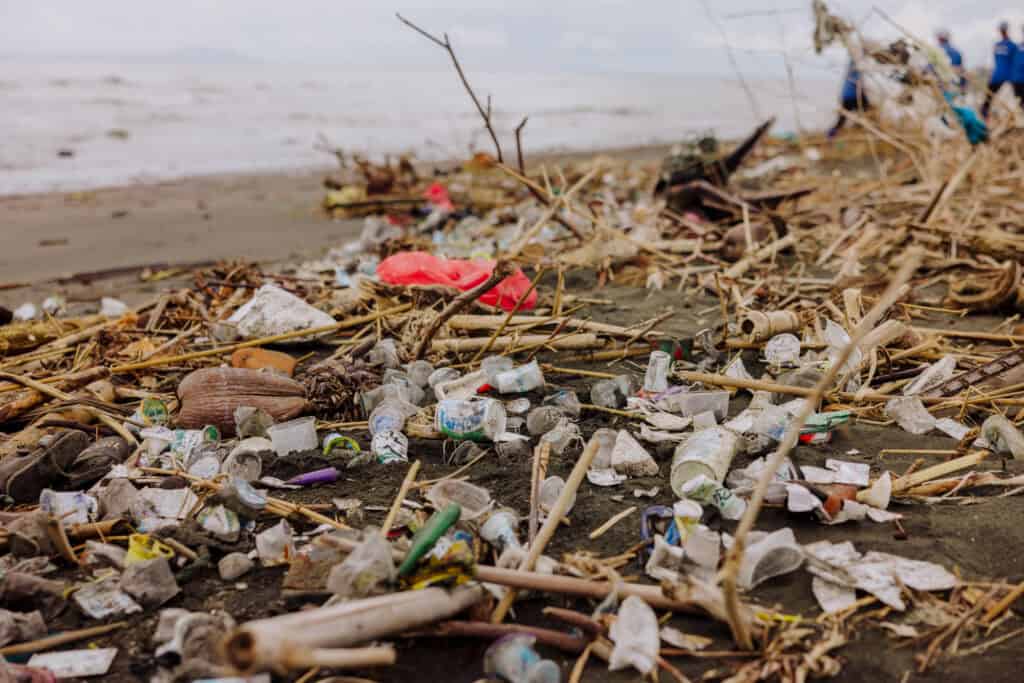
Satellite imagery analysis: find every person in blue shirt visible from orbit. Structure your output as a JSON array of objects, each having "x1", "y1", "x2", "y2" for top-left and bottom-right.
[
  {"x1": 826, "y1": 61, "x2": 868, "y2": 139},
  {"x1": 981, "y1": 21, "x2": 1019, "y2": 118},
  {"x1": 936, "y1": 29, "x2": 966, "y2": 93}
]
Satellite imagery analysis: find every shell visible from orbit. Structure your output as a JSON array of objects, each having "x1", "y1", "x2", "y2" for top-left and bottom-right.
[{"x1": 176, "y1": 367, "x2": 307, "y2": 435}]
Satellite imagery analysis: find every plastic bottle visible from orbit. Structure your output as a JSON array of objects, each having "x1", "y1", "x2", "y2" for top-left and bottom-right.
[
  {"x1": 526, "y1": 406, "x2": 563, "y2": 436},
  {"x1": 435, "y1": 398, "x2": 507, "y2": 441},
  {"x1": 643, "y1": 350, "x2": 672, "y2": 394},
  {"x1": 434, "y1": 369, "x2": 488, "y2": 401},
  {"x1": 670, "y1": 427, "x2": 743, "y2": 495},
  {"x1": 495, "y1": 360, "x2": 545, "y2": 394}
]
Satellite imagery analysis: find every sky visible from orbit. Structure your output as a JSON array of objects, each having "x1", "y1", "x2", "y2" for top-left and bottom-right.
[{"x1": 3, "y1": 1, "x2": 1024, "y2": 79}]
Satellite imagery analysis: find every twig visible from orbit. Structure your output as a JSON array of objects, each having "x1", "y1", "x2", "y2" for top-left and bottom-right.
[
  {"x1": 528, "y1": 441, "x2": 551, "y2": 545},
  {"x1": 470, "y1": 267, "x2": 545, "y2": 364},
  {"x1": 719, "y1": 247, "x2": 924, "y2": 650},
  {"x1": 588, "y1": 506, "x2": 637, "y2": 540},
  {"x1": 414, "y1": 262, "x2": 514, "y2": 359},
  {"x1": 514, "y1": 116, "x2": 529, "y2": 174},
  {"x1": 382, "y1": 460, "x2": 420, "y2": 536},
  {"x1": 0, "y1": 621, "x2": 127, "y2": 656},
  {"x1": 397, "y1": 13, "x2": 504, "y2": 162}
]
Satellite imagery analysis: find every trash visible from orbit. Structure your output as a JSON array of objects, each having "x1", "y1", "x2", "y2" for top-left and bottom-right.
[
  {"x1": 326, "y1": 532, "x2": 395, "y2": 598},
  {"x1": 434, "y1": 369, "x2": 488, "y2": 401},
  {"x1": 39, "y1": 489, "x2": 97, "y2": 526},
  {"x1": 480, "y1": 508, "x2": 521, "y2": 551},
  {"x1": 740, "y1": 310, "x2": 801, "y2": 342},
  {"x1": 539, "y1": 476, "x2": 575, "y2": 518},
  {"x1": 764, "y1": 333, "x2": 801, "y2": 368},
  {"x1": 425, "y1": 480, "x2": 493, "y2": 520},
  {"x1": 656, "y1": 389, "x2": 730, "y2": 420},
  {"x1": 372, "y1": 430, "x2": 409, "y2": 464},
  {"x1": 590, "y1": 375, "x2": 635, "y2": 409},
  {"x1": 0, "y1": 609, "x2": 46, "y2": 647},
  {"x1": 643, "y1": 350, "x2": 672, "y2": 393},
  {"x1": 670, "y1": 427, "x2": 743, "y2": 494},
  {"x1": 125, "y1": 534, "x2": 175, "y2": 564},
  {"x1": 609, "y1": 596, "x2": 659, "y2": 674},
  {"x1": 884, "y1": 396, "x2": 936, "y2": 435},
  {"x1": 265, "y1": 416, "x2": 319, "y2": 456},
  {"x1": 484, "y1": 634, "x2": 561, "y2": 683},
  {"x1": 100, "y1": 297, "x2": 128, "y2": 317},
  {"x1": 255, "y1": 520, "x2": 295, "y2": 566},
  {"x1": 120, "y1": 557, "x2": 180, "y2": 607},
  {"x1": 231, "y1": 347, "x2": 297, "y2": 377},
  {"x1": 525, "y1": 406, "x2": 563, "y2": 436},
  {"x1": 681, "y1": 475, "x2": 747, "y2": 520},
  {"x1": 227, "y1": 284, "x2": 336, "y2": 341},
  {"x1": 494, "y1": 360, "x2": 545, "y2": 394},
  {"x1": 377, "y1": 252, "x2": 538, "y2": 311},
  {"x1": 436, "y1": 398, "x2": 507, "y2": 441},
  {"x1": 610, "y1": 430, "x2": 658, "y2": 476},
  {"x1": 734, "y1": 527, "x2": 804, "y2": 589},
  {"x1": 902, "y1": 356, "x2": 957, "y2": 396},
  {"x1": 28, "y1": 648, "x2": 118, "y2": 678}
]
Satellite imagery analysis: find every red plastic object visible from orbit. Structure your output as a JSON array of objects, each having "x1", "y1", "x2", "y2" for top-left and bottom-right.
[
  {"x1": 423, "y1": 182, "x2": 454, "y2": 212},
  {"x1": 377, "y1": 252, "x2": 538, "y2": 311}
]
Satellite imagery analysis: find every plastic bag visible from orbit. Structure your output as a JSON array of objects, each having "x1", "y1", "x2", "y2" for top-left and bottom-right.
[{"x1": 377, "y1": 252, "x2": 537, "y2": 311}]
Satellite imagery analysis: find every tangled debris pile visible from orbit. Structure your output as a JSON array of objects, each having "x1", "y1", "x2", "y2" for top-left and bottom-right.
[{"x1": 5, "y1": 7, "x2": 1024, "y2": 683}]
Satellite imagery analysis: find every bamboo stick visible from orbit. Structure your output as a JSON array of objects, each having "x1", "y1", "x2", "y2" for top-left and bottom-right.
[
  {"x1": 382, "y1": 461, "x2": 420, "y2": 536},
  {"x1": 588, "y1": 506, "x2": 636, "y2": 539},
  {"x1": 0, "y1": 621, "x2": 127, "y2": 656},
  {"x1": 431, "y1": 333, "x2": 600, "y2": 353},
  {"x1": 891, "y1": 451, "x2": 989, "y2": 493}
]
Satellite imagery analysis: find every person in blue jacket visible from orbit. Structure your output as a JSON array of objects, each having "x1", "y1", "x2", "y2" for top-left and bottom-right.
[
  {"x1": 981, "y1": 21, "x2": 1018, "y2": 118},
  {"x1": 826, "y1": 61, "x2": 867, "y2": 139},
  {"x1": 936, "y1": 29, "x2": 966, "y2": 93},
  {"x1": 1012, "y1": 24, "x2": 1024, "y2": 108}
]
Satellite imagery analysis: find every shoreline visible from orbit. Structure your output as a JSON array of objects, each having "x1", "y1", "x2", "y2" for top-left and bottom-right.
[{"x1": 0, "y1": 142, "x2": 673, "y2": 307}]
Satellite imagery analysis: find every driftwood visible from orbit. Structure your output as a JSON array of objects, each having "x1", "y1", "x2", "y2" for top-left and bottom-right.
[{"x1": 223, "y1": 585, "x2": 484, "y2": 673}]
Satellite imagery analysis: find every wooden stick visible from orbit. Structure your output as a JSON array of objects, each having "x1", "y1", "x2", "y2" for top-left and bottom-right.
[
  {"x1": 283, "y1": 646, "x2": 395, "y2": 671},
  {"x1": 382, "y1": 460, "x2": 420, "y2": 536},
  {"x1": 910, "y1": 327, "x2": 1024, "y2": 344},
  {"x1": 491, "y1": 437, "x2": 602, "y2": 623},
  {"x1": 891, "y1": 451, "x2": 988, "y2": 493},
  {"x1": 112, "y1": 304, "x2": 411, "y2": 373},
  {"x1": 723, "y1": 233, "x2": 796, "y2": 280},
  {"x1": 0, "y1": 621, "x2": 127, "y2": 656},
  {"x1": 431, "y1": 333, "x2": 600, "y2": 353},
  {"x1": 528, "y1": 442, "x2": 551, "y2": 545},
  {"x1": 676, "y1": 370, "x2": 816, "y2": 397},
  {"x1": 720, "y1": 247, "x2": 923, "y2": 650},
  {"x1": 982, "y1": 580, "x2": 1024, "y2": 624},
  {"x1": 414, "y1": 263, "x2": 513, "y2": 359},
  {"x1": 418, "y1": 621, "x2": 587, "y2": 653},
  {"x1": 588, "y1": 506, "x2": 637, "y2": 540}
]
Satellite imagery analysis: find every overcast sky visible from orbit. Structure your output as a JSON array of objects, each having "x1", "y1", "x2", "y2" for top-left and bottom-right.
[{"x1": 3, "y1": 1, "x2": 1024, "y2": 78}]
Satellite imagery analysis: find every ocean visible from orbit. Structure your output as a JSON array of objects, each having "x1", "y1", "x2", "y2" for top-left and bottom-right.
[{"x1": 0, "y1": 62, "x2": 837, "y2": 196}]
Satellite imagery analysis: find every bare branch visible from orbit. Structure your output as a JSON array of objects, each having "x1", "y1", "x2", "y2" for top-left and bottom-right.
[
  {"x1": 514, "y1": 116, "x2": 529, "y2": 174},
  {"x1": 397, "y1": 13, "x2": 505, "y2": 162}
]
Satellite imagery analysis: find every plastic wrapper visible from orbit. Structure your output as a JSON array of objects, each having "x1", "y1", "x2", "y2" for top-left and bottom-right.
[{"x1": 377, "y1": 251, "x2": 537, "y2": 311}]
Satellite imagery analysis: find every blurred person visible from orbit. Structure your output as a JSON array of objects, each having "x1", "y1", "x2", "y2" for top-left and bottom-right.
[
  {"x1": 936, "y1": 29, "x2": 966, "y2": 93},
  {"x1": 981, "y1": 21, "x2": 1018, "y2": 118},
  {"x1": 826, "y1": 60, "x2": 868, "y2": 139},
  {"x1": 1012, "y1": 24, "x2": 1024, "y2": 108}
]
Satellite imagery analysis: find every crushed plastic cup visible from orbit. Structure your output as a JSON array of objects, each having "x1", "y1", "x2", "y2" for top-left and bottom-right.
[
  {"x1": 643, "y1": 350, "x2": 672, "y2": 393},
  {"x1": 361, "y1": 383, "x2": 413, "y2": 414},
  {"x1": 39, "y1": 490, "x2": 97, "y2": 526},
  {"x1": 736, "y1": 527, "x2": 804, "y2": 589},
  {"x1": 590, "y1": 374, "x2": 636, "y2": 409},
  {"x1": 125, "y1": 534, "x2": 175, "y2": 565},
  {"x1": 505, "y1": 397, "x2": 531, "y2": 415},
  {"x1": 682, "y1": 524, "x2": 721, "y2": 569},
  {"x1": 405, "y1": 360, "x2": 435, "y2": 387},
  {"x1": 481, "y1": 355, "x2": 516, "y2": 383},
  {"x1": 266, "y1": 416, "x2": 318, "y2": 456},
  {"x1": 526, "y1": 406, "x2": 563, "y2": 436},
  {"x1": 539, "y1": 418, "x2": 581, "y2": 455},
  {"x1": 371, "y1": 430, "x2": 409, "y2": 464},
  {"x1": 425, "y1": 480, "x2": 493, "y2": 520},
  {"x1": 680, "y1": 474, "x2": 747, "y2": 520},
  {"x1": 427, "y1": 367, "x2": 461, "y2": 389},
  {"x1": 484, "y1": 634, "x2": 560, "y2": 683},
  {"x1": 587, "y1": 428, "x2": 617, "y2": 470},
  {"x1": 539, "y1": 476, "x2": 575, "y2": 517},
  {"x1": 495, "y1": 360, "x2": 545, "y2": 394},
  {"x1": 611, "y1": 430, "x2": 658, "y2": 477},
  {"x1": 368, "y1": 399, "x2": 412, "y2": 435},
  {"x1": 544, "y1": 389, "x2": 581, "y2": 417},
  {"x1": 326, "y1": 532, "x2": 395, "y2": 599},
  {"x1": 981, "y1": 414, "x2": 1024, "y2": 459},
  {"x1": 367, "y1": 338, "x2": 400, "y2": 369},
  {"x1": 764, "y1": 333, "x2": 801, "y2": 367},
  {"x1": 884, "y1": 396, "x2": 936, "y2": 435},
  {"x1": 657, "y1": 389, "x2": 730, "y2": 420},
  {"x1": 255, "y1": 520, "x2": 295, "y2": 566},
  {"x1": 434, "y1": 369, "x2": 488, "y2": 401},
  {"x1": 436, "y1": 397, "x2": 507, "y2": 441},
  {"x1": 480, "y1": 508, "x2": 520, "y2": 550},
  {"x1": 670, "y1": 427, "x2": 743, "y2": 493}
]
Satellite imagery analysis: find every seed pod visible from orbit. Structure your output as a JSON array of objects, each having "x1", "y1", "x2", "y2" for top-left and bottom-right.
[{"x1": 177, "y1": 368, "x2": 307, "y2": 435}]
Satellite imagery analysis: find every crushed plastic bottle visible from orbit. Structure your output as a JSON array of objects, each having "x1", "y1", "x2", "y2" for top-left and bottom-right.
[{"x1": 680, "y1": 474, "x2": 747, "y2": 520}]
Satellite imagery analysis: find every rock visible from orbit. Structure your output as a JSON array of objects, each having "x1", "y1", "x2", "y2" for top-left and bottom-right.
[{"x1": 218, "y1": 553, "x2": 253, "y2": 581}]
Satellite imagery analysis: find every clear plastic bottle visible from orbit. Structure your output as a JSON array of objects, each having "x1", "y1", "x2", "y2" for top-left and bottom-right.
[{"x1": 670, "y1": 427, "x2": 743, "y2": 495}]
